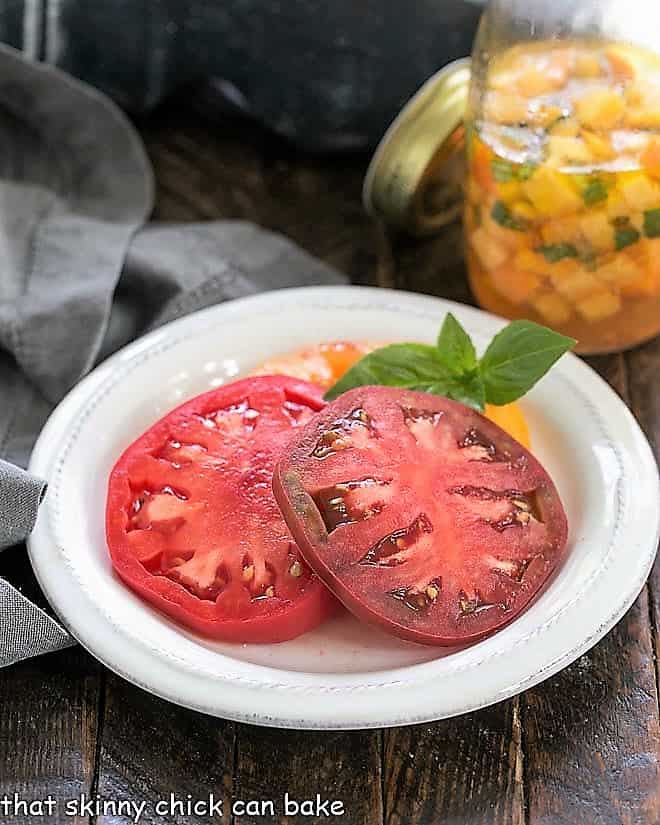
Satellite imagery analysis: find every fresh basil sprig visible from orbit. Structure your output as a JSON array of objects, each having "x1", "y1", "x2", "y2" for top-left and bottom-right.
[{"x1": 324, "y1": 315, "x2": 575, "y2": 410}]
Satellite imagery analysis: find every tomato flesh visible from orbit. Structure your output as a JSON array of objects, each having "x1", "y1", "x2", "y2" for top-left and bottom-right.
[
  {"x1": 106, "y1": 376, "x2": 336, "y2": 643},
  {"x1": 273, "y1": 386, "x2": 568, "y2": 646}
]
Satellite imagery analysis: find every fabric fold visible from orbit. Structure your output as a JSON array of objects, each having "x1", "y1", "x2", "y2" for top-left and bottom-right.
[
  {"x1": 0, "y1": 460, "x2": 46, "y2": 549},
  {"x1": 0, "y1": 578, "x2": 74, "y2": 667}
]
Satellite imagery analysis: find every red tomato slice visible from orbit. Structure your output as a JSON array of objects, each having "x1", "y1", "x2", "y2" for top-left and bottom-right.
[
  {"x1": 106, "y1": 376, "x2": 337, "y2": 643},
  {"x1": 273, "y1": 386, "x2": 568, "y2": 646}
]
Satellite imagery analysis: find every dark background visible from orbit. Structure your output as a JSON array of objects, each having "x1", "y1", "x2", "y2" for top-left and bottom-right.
[{"x1": 0, "y1": 0, "x2": 481, "y2": 150}]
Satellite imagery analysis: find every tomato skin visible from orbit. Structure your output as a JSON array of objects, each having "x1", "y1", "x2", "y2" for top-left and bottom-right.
[
  {"x1": 107, "y1": 560, "x2": 334, "y2": 643},
  {"x1": 106, "y1": 376, "x2": 337, "y2": 643},
  {"x1": 274, "y1": 386, "x2": 568, "y2": 647}
]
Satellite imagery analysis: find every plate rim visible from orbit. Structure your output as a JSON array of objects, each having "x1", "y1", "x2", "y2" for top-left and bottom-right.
[{"x1": 27, "y1": 285, "x2": 660, "y2": 728}]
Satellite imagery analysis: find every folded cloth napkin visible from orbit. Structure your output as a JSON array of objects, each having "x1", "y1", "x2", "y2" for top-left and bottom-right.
[{"x1": 0, "y1": 44, "x2": 345, "y2": 666}]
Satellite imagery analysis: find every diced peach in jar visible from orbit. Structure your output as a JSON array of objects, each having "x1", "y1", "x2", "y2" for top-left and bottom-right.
[
  {"x1": 484, "y1": 91, "x2": 529, "y2": 124},
  {"x1": 581, "y1": 131, "x2": 616, "y2": 162},
  {"x1": 624, "y1": 238, "x2": 660, "y2": 296},
  {"x1": 494, "y1": 180, "x2": 522, "y2": 204},
  {"x1": 625, "y1": 83, "x2": 644, "y2": 108},
  {"x1": 641, "y1": 137, "x2": 660, "y2": 180},
  {"x1": 545, "y1": 257, "x2": 582, "y2": 289},
  {"x1": 510, "y1": 201, "x2": 537, "y2": 222},
  {"x1": 574, "y1": 289, "x2": 621, "y2": 322},
  {"x1": 546, "y1": 136, "x2": 593, "y2": 167},
  {"x1": 624, "y1": 77, "x2": 660, "y2": 127},
  {"x1": 489, "y1": 265, "x2": 541, "y2": 304},
  {"x1": 553, "y1": 269, "x2": 603, "y2": 301},
  {"x1": 531, "y1": 291, "x2": 572, "y2": 325},
  {"x1": 551, "y1": 118, "x2": 580, "y2": 137},
  {"x1": 579, "y1": 211, "x2": 615, "y2": 253},
  {"x1": 516, "y1": 68, "x2": 565, "y2": 97},
  {"x1": 483, "y1": 211, "x2": 528, "y2": 252},
  {"x1": 606, "y1": 192, "x2": 630, "y2": 222},
  {"x1": 574, "y1": 52, "x2": 603, "y2": 79},
  {"x1": 527, "y1": 103, "x2": 564, "y2": 129},
  {"x1": 620, "y1": 268, "x2": 659, "y2": 297},
  {"x1": 488, "y1": 69, "x2": 522, "y2": 92},
  {"x1": 521, "y1": 167, "x2": 583, "y2": 216},
  {"x1": 513, "y1": 249, "x2": 552, "y2": 277},
  {"x1": 604, "y1": 45, "x2": 637, "y2": 81},
  {"x1": 619, "y1": 174, "x2": 660, "y2": 212},
  {"x1": 470, "y1": 226, "x2": 509, "y2": 271},
  {"x1": 625, "y1": 108, "x2": 660, "y2": 130},
  {"x1": 541, "y1": 215, "x2": 581, "y2": 246},
  {"x1": 574, "y1": 89, "x2": 624, "y2": 130},
  {"x1": 596, "y1": 254, "x2": 643, "y2": 287}
]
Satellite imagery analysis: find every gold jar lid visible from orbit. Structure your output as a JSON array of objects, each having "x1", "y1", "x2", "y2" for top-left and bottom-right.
[{"x1": 363, "y1": 57, "x2": 471, "y2": 236}]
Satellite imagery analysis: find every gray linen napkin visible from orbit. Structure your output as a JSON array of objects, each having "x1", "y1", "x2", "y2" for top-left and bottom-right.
[{"x1": 0, "y1": 44, "x2": 345, "y2": 666}]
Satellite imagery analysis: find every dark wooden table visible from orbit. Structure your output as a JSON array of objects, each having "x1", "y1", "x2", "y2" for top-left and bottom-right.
[{"x1": 1, "y1": 103, "x2": 658, "y2": 825}]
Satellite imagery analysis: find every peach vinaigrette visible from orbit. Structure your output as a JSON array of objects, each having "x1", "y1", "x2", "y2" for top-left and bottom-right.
[{"x1": 465, "y1": 41, "x2": 660, "y2": 352}]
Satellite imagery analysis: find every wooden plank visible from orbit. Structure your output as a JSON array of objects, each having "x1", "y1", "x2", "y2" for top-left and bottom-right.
[
  {"x1": 524, "y1": 587, "x2": 659, "y2": 825},
  {"x1": 625, "y1": 335, "x2": 660, "y2": 686},
  {"x1": 0, "y1": 647, "x2": 100, "y2": 825},
  {"x1": 523, "y1": 354, "x2": 660, "y2": 825},
  {"x1": 94, "y1": 673, "x2": 235, "y2": 825},
  {"x1": 233, "y1": 727, "x2": 382, "y2": 825},
  {"x1": 383, "y1": 703, "x2": 525, "y2": 825},
  {"x1": 0, "y1": 542, "x2": 101, "y2": 824}
]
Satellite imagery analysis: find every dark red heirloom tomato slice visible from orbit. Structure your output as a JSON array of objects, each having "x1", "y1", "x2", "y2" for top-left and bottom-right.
[
  {"x1": 273, "y1": 386, "x2": 568, "y2": 646},
  {"x1": 106, "y1": 375, "x2": 337, "y2": 643}
]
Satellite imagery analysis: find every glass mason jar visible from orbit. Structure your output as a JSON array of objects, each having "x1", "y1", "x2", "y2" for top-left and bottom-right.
[{"x1": 464, "y1": 0, "x2": 660, "y2": 352}]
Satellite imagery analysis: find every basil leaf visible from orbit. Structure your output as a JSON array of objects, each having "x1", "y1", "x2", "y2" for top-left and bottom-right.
[
  {"x1": 582, "y1": 178, "x2": 608, "y2": 206},
  {"x1": 324, "y1": 342, "x2": 486, "y2": 410},
  {"x1": 479, "y1": 320, "x2": 576, "y2": 405},
  {"x1": 491, "y1": 201, "x2": 527, "y2": 231},
  {"x1": 324, "y1": 343, "x2": 451, "y2": 400},
  {"x1": 436, "y1": 313, "x2": 477, "y2": 373},
  {"x1": 578, "y1": 247, "x2": 597, "y2": 270},
  {"x1": 536, "y1": 243, "x2": 579, "y2": 263},
  {"x1": 491, "y1": 157, "x2": 536, "y2": 182},
  {"x1": 643, "y1": 208, "x2": 660, "y2": 238},
  {"x1": 428, "y1": 371, "x2": 486, "y2": 411},
  {"x1": 615, "y1": 226, "x2": 640, "y2": 250}
]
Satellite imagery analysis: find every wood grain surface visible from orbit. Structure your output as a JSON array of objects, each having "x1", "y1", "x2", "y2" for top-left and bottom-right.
[{"x1": 0, "y1": 104, "x2": 657, "y2": 825}]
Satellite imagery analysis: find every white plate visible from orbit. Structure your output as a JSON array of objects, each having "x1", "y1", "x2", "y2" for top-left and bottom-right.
[{"x1": 28, "y1": 286, "x2": 659, "y2": 729}]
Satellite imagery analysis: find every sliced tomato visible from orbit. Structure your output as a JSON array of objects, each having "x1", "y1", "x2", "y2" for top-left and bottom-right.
[
  {"x1": 273, "y1": 386, "x2": 568, "y2": 646},
  {"x1": 106, "y1": 375, "x2": 337, "y2": 643}
]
